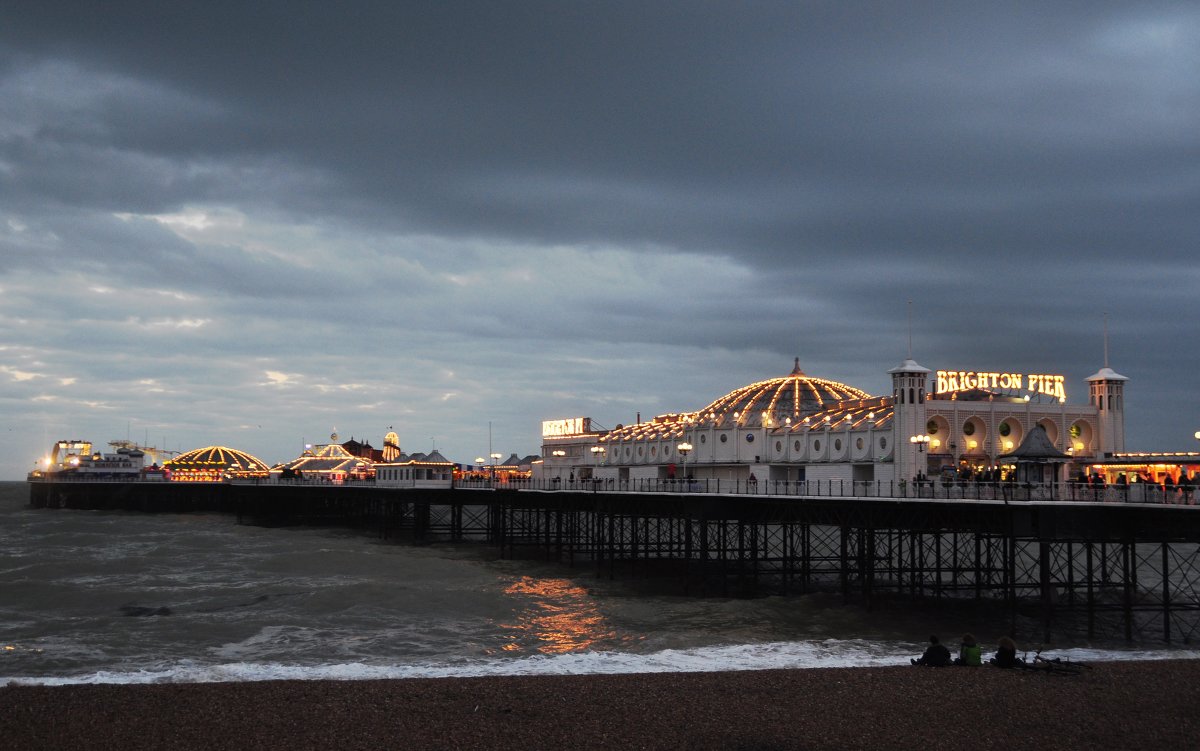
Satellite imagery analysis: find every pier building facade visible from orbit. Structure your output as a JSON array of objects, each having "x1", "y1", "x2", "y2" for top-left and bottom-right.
[
  {"x1": 375, "y1": 449, "x2": 455, "y2": 488},
  {"x1": 29, "y1": 439, "x2": 147, "y2": 479},
  {"x1": 538, "y1": 356, "x2": 1127, "y2": 486}
]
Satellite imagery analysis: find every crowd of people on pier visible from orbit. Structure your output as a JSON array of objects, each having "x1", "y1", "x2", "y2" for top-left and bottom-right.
[{"x1": 910, "y1": 634, "x2": 1023, "y2": 668}]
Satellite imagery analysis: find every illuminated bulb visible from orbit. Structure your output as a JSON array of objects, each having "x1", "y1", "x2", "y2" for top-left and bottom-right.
[{"x1": 969, "y1": 440, "x2": 978, "y2": 450}]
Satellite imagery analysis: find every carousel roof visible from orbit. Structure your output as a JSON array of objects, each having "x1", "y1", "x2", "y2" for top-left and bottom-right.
[
  {"x1": 274, "y1": 443, "x2": 371, "y2": 473},
  {"x1": 997, "y1": 424, "x2": 1070, "y2": 463}
]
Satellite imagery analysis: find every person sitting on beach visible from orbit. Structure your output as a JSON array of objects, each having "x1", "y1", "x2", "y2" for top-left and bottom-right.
[
  {"x1": 990, "y1": 636, "x2": 1023, "y2": 668},
  {"x1": 911, "y1": 635, "x2": 952, "y2": 667},
  {"x1": 954, "y1": 633, "x2": 982, "y2": 666}
]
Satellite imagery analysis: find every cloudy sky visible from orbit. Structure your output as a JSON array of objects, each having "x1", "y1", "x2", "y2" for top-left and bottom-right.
[{"x1": 2, "y1": 2, "x2": 1198, "y2": 478}]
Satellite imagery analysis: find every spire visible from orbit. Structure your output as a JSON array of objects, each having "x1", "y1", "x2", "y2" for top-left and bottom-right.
[
  {"x1": 1103, "y1": 312, "x2": 1109, "y2": 368},
  {"x1": 790, "y1": 357, "x2": 806, "y2": 376},
  {"x1": 907, "y1": 299, "x2": 913, "y2": 359},
  {"x1": 1088, "y1": 312, "x2": 1127, "y2": 382}
]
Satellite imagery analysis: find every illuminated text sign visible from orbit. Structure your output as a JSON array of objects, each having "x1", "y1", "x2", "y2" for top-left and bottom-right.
[
  {"x1": 935, "y1": 371, "x2": 1066, "y2": 400},
  {"x1": 542, "y1": 417, "x2": 591, "y2": 438}
]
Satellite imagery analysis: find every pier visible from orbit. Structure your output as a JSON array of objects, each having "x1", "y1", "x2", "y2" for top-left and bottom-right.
[{"x1": 27, "y1": 479, "x2": 1200, "y2": 644}]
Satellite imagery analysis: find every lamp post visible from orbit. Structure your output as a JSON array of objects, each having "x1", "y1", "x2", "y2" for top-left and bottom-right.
[
  {"x1": 489, "y1": 452, "x2": 501, "y2": 485},
  {"x1": 677, "y1": 441, "x2": 692, "y2": 489},
  {"x1": 590, "y1": 445, "x2": 605, "y2": 485},
  {"x1": 475, "y1": 457, "x2": 485, "y2": 485},
  {"x1": 551, "y1": 449, "x2": 566, "y2": 485},
  {"x1": 910, "y1": 434, "x2": 930, "y2": 487}
]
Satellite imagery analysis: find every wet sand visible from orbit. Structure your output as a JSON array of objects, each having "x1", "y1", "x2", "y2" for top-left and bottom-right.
[{"x1": 3, "y1": 660, "x2": 1198, "y2": 750}]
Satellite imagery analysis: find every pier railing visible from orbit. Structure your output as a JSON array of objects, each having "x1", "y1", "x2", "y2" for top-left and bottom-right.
[
  {"x1": 459, "y1": 477, "x2": 1198, "y2": 504},
  {"x1": 28, "y1": 474, "x2": 1198, "y2": 505}
]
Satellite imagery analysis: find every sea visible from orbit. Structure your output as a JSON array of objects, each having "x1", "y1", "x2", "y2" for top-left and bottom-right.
[{"x1": 2, "y1": 481, "x2": 1195, "y2": 685}]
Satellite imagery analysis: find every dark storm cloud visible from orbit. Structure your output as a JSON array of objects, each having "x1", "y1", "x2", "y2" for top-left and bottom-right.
[
  {"x1": 1, "y1": 2, "x2": 1198, "y2": 477},
  {"x1": 5, "y1": 2, "x2": 1194, "y2": 263}
]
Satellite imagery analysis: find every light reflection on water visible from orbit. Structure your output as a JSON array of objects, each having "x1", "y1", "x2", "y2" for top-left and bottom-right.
[{"x1": 498, "y1": 576, "x2": 626, "y2": 654}]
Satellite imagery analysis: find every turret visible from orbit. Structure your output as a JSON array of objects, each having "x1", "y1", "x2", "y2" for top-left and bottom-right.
[
  {"x1": 1086, "y1": 367, "x2": 1128, "y2": 456},
  {"x1": 889, "y1": 358, "x2": 932, "y2": 482}
]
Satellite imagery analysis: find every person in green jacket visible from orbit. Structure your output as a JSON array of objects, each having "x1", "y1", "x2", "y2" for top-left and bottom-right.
[{"x1": 955, "y1": 633, "x2": 982, "y2": 666}]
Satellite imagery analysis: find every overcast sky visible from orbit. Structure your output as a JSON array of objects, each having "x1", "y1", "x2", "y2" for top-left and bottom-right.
[{"x1": 2, "y1": 2, "x2": 1198, "y2": 478}]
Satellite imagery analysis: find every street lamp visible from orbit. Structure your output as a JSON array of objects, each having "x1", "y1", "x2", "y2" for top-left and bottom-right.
[
  {"x1": 489, "y1": 452, "x2": 501, "y2": 483},
  {"x1": 677, "y1": 441, "x2": 692, "y2": 486},
  {"x1": 590, "y1": 445, "x2": 605, "y2": 480},
  {"x1": 910, "y1": 434, "x2": 930, "y2": 486},
  {"x1": 550, "y1": 449, "x2": 566, "y2": 484},
  {"x1": 475, "y1": 457, "x2": 485, "y2": 483}
]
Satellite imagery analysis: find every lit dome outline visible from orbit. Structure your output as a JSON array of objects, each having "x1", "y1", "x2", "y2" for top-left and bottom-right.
[
  {"x1": 165, "y1": 445, "x2": 269, "y2": 473},
  {"x1": 695, "y1": 358, "x2": 871, "y2": 429},
  {"x1": 601, "y1": 358, "x2": 874, "y2": 442}
]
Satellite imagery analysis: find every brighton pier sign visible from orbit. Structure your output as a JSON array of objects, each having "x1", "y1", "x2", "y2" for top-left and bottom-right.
[{"x1": 935, "y1": 370, "x2": 1067, "y2": 401}]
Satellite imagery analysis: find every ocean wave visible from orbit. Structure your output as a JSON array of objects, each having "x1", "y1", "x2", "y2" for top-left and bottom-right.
[{"x1": 6, "y1": 640, "x2": 1198, "y2": 686}]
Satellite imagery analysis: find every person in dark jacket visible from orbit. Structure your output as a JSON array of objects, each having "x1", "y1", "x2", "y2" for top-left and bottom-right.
[
  {"x1": 911, "y1": 635, "x2": 952, "y2": 666},
  {"x1": 955, "y1": 633, "x2": 982, "y2": 666},
  {"x1": 990, "y1": 636, "x2": 1023, "y2": 668}
]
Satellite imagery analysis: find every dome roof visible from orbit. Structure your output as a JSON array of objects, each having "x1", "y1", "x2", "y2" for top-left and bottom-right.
[
  {"x1": 165, "y1": 445, "x2": 269, "y2": 472},
  {"x1": 695, "y1": 358, "x2": 872, "y2": 429},
  {"x1": 602, "y1": 359, "x2": 874, "y2": 442},
  {"x1": 786, "y1": 397, "x2": 893, "y2": 433}
]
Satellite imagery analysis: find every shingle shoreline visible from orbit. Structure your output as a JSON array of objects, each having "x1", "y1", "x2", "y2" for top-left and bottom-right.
[{"x1": 3, "y1": 660, "x2": 1197, "y2": 750}]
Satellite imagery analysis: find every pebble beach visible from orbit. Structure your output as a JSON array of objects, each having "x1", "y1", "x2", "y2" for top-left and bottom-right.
[{"x1": 4, "y1": 660, "x2": 1198, "y2": 750}]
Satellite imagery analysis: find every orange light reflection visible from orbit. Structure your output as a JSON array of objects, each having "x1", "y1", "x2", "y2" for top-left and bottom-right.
[{"x1": 498, "y1": 576, "x2": 617, "y2": 654}]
